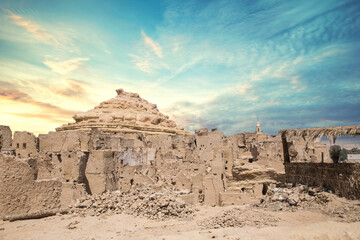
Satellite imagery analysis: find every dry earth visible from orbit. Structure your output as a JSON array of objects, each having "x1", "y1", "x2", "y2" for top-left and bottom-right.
[{"x1": 1, "y1": 204, "x2": 360, "y2": 240}]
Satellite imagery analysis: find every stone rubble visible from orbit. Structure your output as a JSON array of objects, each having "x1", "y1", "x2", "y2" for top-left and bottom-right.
[
  {"x1": 68, "y1": 186, "x2": 194, "y2": 220},
  {"x1": 256, "y1": 184, "x2": 360, "y2": 222},
  {"x1": 199, "y1": 207, "x2": 278, "y2": 229}
]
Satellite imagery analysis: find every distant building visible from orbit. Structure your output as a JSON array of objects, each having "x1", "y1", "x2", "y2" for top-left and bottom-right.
[{"x1": 256, "y1": 120, "x2": 262, "y2": 134}]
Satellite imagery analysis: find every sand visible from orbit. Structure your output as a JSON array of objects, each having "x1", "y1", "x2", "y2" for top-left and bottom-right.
[{"x1": 1, "y1": 204, "x2": 360, "y2": 240}]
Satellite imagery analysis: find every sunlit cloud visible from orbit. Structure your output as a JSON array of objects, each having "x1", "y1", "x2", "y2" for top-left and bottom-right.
[
  {"x1": 4, "y1": 9, "x2": 59, "y2": 46},
  {"x1": 53, "y1": 79, "x2": 90, "y2": 98},
  {"x1": 141, "y1": 30, "x2": 163, "y2": 58},
  {"x1": 234, "y1": 83, "x2": 253, "y2": 95},
  {"x1": 251, "y1": 67, "x2": 272, "y2": 81},
  {"x1": 5, "y1": 112, "x2": 69, "y2": 124},
  {"x1": 43, "y1": 57, "x2": 90, "y2": 75},
  {"x1": 129, "y1": 54, "x2": 153, "y2": 73},
  {"x1": 0, "y1": 88, "x2": 77, "y2": 116}
]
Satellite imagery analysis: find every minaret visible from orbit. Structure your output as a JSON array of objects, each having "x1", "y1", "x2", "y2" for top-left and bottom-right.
[{"x1": 256, "y1": 119, "x2": 262, "y2": 134}]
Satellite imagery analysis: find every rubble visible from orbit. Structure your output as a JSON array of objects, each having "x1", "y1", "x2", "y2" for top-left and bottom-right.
[
  {"x1": 199, "y1": 207, "x2": 278, "y2": 229},
  {"x1": 68, "y1": 186, "x2": 194, "y2": 220},
  {"x1": 256, "y1": 184, "x2": 360, "y2": 222}
]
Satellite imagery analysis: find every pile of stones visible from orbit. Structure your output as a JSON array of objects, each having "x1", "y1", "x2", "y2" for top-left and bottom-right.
[
  {"x1": 256, "y1": 184, "x2": 312, "y2": 211},
  {"x1": 199, "y1": 207, "x2": 278, "y2": 229},
  {"x1": 256, "y1": 184, "x2": 360, "y2": 222},
  {"x1": 69, "y1": 186, "x2": 194, "y2": 220}
]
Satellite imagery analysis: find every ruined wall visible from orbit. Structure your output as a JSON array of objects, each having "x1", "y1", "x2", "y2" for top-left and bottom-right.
[
  {"x1": 13, "y1": 131, "x2": 38, "y2": 158},
  {"x1": 229, "y1": 133, "x2": 284, "y2": 171},
  {"x1": 0, "y1": 125, "x2": 12, "y2": 151},
  {"x1": 0, "y1": 124, "x2": 286, "y2": 212},
  {"x1": 0, "y1": 156, "x2": 62, "y2": 218},
  {"x1": 285, "y1": 162, "x2": 360, "y2": 199},
  {"x1": 281, "y1": 134, "x2": 331, "y2": 163}
]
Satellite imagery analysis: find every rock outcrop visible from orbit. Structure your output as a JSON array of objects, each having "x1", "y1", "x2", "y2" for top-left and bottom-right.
[{"x1": 56, "y1": 89, "x2": 189, "y2": 135}]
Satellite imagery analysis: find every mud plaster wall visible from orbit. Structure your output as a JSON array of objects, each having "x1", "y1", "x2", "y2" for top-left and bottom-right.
[
  {"x1": 0, "y1": 126, "x2": 285, "y2": 214},
  {"x1": 285, "y1": 162, "x2": 360, "y2": 199},
  {"x1": 0, "y1": 126, "x2": 12, "y2": 151},
  {"x1": 0, "y1": 156, "x2": 62, "y2": 218}
]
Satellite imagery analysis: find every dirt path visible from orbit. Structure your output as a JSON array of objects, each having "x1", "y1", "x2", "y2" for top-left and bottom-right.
[{"x1": 1, "y1": 205, "x2": 360, "y2": 240}]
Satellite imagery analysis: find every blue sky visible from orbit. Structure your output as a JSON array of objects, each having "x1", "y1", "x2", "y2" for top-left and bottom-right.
[{"x1": 0, "y1": 0, "x2": 359, "y2": 135}]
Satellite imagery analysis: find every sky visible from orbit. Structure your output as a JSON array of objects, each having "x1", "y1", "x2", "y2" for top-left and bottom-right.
[{"x1": 0, "y1": 0, "x2": 359, "y2": 136}]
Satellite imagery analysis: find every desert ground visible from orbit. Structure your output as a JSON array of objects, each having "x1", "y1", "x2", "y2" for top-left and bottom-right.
[{"x1": 1, "y1": 204, "x2": 360, "y2": 240}]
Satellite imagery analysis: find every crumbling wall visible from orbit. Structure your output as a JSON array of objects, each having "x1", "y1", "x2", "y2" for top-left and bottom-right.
[
  {"x1": 0, "y1": 156, "x2": 62, "y2": 218},
  {"x1": 0, "y1": 123, "x2": 287, "y2": 211},
  {"x1": 282, "y1": 136, "x2": 331, "y2": 163},
  {"x1": 0, "y1": 125, "x2": 12, "y2": 151},
  {"x1": 13, "y1": 131, "x2": 38, "y2": 158},
  {"x1": 285, "y1": 162, "x2": 360, "y2": 199}
]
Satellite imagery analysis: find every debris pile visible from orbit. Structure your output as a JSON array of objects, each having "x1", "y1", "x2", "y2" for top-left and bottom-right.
[
  {"x1": 69, "y1": 186, "x2": 194, "y2": 220},
  {"x1": 256, "y1": 184, "x2": 360, "y2": 222},
  {"x1": 199, "y1": 207, "x2": 278, "y2": 229}
]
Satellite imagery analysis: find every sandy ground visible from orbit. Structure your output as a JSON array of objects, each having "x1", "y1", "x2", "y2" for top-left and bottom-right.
[{"x1": 1, "y1": 205, "x2": 360, "y2": 240}]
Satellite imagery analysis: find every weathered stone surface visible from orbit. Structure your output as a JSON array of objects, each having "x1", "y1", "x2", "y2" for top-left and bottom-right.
[
  {"x1": 0, "y1": 125, "x2": 12, "y2": 151},
  {"x1": 0, "y1": 156, "x2": 62, "y2": 218},
  {"x1": 284, "y1": 162, "x2": 360, "y2": 199},
  {"x1": 13, "y1": 131, "x2": 38, "y2": 158},
  {"x1": 56, "y1": 89, "x2": 189, "y2": 135}
]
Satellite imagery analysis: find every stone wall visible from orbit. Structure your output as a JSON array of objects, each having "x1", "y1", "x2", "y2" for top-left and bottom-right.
[
  {"x1": 0, "y1": 125, "x2": 12, "y2": 151},
  {"x1": 284, "y1": 162, "x2": 360, "y2": 199},
  {"x1": 0, "y1": 125, "x2": 285, "y2": 215},
  {"x1": 0, "y1": 156, "x2": 62, "y2": 218}
]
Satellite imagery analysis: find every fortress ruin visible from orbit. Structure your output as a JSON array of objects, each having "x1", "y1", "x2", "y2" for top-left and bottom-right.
[{"x1": 0, "y1": 89, "x2": 359, "y2": 221}]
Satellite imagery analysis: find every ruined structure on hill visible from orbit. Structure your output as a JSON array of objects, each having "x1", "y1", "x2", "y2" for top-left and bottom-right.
[
  {"x1": 56, "y1": 89, "x2": 188, "y2": 135},
  {"x1": 0, "y1": 89, "x2": 329, "y2": 218}
]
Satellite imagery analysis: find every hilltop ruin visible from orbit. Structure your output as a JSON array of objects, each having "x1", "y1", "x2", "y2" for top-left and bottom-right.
[{"x1": 0, "y1": 89, "x2": 358, "y2": 222}]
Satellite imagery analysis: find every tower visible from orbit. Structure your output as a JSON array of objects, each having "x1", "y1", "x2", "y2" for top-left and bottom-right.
[{"x1": 256, "y1": 119, "x2": 262, "y2": 134}]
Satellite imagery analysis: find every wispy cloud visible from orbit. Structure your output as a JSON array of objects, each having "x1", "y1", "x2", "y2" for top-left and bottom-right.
[
  {"x1": 53, "y1": 78, "x2": 90, "y2": 98},
  {"x1": 251, "y1": 67, "x2": 272, "y2": 81},
  {"x1": 0, "y1": 88, "x2": 77, "y2": 116},
  {"x1": 234, "y1": 83, "x2": 253, "y2": 95},
  {"x1": 4, "y1": 9, "x2": 59, "y2": 46},
  {"x1": 129, "y1": 54, "x2": 153, "y2": 73},
  {"x1": 141, "y1": 30, "x2": 163, "y2": 58},
  {"x1": 43, "y1": 57, "x2": 90, "y2": 74},
  {"x1": 129, "y1": 30, "x2": 167, "y2": 73},
  {"x1": 5, "y1": 112, "x2": 69, "y2": 124}
]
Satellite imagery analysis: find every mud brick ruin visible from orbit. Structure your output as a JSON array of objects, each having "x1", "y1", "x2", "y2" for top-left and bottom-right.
[
  {"x1": 0, "y1": 89, "x2": 359, "y2": 218},
  {"x1": 280, "y1": 126, "x2": 360, "y2": 199}
]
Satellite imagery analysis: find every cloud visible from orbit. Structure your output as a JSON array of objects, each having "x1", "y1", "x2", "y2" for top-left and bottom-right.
[
  {"x1": 234, "y1": 83, "x2": 253, "y2": 95},
  {"x1": 141, "y1": 30, "x2": 163, "y2": 58},
  {"x1": 53, "y1": 79, "x2": 89, "y2": 98},
  {"x1": 251, "y1": 67, "x2": 272, "y2": 81},
  {"x1": 5, "y1": 112, "x2": 69, "y2": 124},
  {"x1": 0, "y1": 88, "x2": 77, "y2": 116},
  {"x1": 129, "y1": 54, "x2": 153, "y2": 73},
  {"x1": 173, "y1": 42, "x2": 180, "y2": 53},
  {"x1": 129, "y1": 31, "x2": 165, "y2": 73},
  {"x1": 43, "y1": 57, "x2": 90, "y2": 74},
  {"x1": 4, "y1": 9, "x2": 60, "y2": 46}
]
